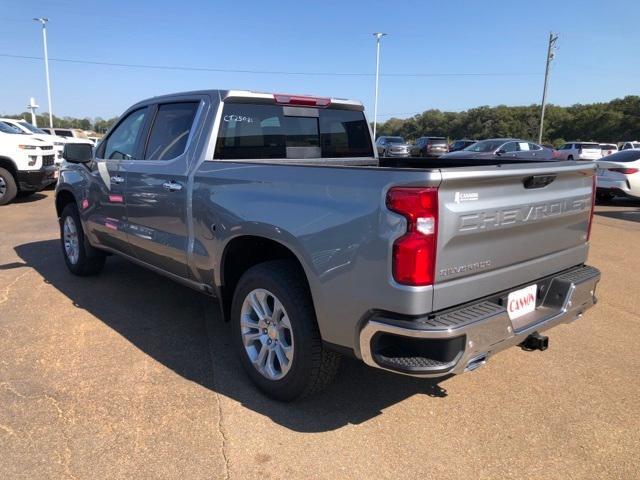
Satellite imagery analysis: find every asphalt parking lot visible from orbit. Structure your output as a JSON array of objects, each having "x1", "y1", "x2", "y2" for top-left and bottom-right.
[{"x1": 1, "y1": 190, "x2": 639, "y2": 479}]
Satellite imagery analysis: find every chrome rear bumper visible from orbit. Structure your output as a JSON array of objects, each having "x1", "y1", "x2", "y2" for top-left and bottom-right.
[{"x1": 359, "y1": 265, "x2": 601, "y2": 377}]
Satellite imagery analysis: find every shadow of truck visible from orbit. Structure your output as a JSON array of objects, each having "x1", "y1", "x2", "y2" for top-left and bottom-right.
[{"x1": 14, "y1": 239, "x2": 448, "y2": 433}]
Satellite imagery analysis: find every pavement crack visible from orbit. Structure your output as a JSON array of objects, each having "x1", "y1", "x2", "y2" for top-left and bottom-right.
[
  {"x1": 1, "y1": 382, "x2": 77, "y2": 479},
  {"x1": 201, "y1": 299, "x2": 231, "y2": 480},
  {"x1": 0, "y1": 270, "x2": 31, "y2": 306}
]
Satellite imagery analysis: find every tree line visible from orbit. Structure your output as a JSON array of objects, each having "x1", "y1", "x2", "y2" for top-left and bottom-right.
[
  {"x1": 375, "y1": 95, "x2": 640, "y2": 146},
  {"x1": 1, "y1": 112, "x2": 118, "y2": 133},
  {"x1": 3, "y1": 95, "x2": 639, "y2": 144}
]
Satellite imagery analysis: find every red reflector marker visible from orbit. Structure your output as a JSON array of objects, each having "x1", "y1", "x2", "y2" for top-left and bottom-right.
[
  {"x1": 274, "y1": 94, "x2": 331, "y2": 107},
  {"x1": 611, "y1": 168, "x2": 639, "y2": 174}
]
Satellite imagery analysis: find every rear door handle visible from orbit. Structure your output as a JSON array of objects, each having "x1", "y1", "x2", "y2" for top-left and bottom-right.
[
  {"x1": 110, "y1": 175, "x2": 124, "y2": 184},
  {"x1": 162, "y1": 181, "x2": 183, "y2": 192}
]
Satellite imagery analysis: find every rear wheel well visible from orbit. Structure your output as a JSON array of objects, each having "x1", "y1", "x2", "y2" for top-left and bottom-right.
[
  {"x1": 221, "y1": 236, "x2": 309, "y2": 321},
  {"x1": 56, "y1": 189, "x2": 77, "y2": 218}
]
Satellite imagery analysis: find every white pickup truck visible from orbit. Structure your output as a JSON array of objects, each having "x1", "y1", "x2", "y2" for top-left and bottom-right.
[{"x1": 0, "y1": 122, "x2": 57, "y2": 205}]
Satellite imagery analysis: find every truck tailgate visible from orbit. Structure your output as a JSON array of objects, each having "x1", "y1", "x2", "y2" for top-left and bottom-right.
[{"x1": 433, "y1": 161, "x2": 595, "y2": 311}]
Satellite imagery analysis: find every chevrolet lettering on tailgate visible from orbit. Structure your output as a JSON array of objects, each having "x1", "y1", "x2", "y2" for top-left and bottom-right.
[{"x1": 458, "y1": 195, "x2": 592, "y2": 232}]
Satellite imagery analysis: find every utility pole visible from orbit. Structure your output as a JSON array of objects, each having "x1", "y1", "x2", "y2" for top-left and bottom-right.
[
  {"x1": 372, "y1": 32, "x2": 387, "y2": 141},
  {"x1": 538, "y1": 32, "x2": 558, "y2": 144},
  {"x1": 27, "y1": 97, "x2": 39, "y2": 126},
  {"x1": 33, "y1": 17, "x2": 54, "y2": 129}
]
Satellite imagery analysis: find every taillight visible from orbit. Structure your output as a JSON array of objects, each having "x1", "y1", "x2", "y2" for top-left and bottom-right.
[
  {"x1": 274, "y1": 94, "x2": 331, "y2": 107},
  {"x1": 611, "y1": 168, "x2": 639, "y2": 174},
  {"x1": 587, "y1": 175, "x2": 596, "y2": 241},
  {"x1": 386, "y1": 187, "x2": 438, "y2": 286}
]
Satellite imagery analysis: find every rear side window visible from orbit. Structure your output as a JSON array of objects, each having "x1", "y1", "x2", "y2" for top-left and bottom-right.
[
  {"x1": 144, "y1": 102, "x2": 199, "y2": 160},
  {"x1": 214, "y1": 104, "x2": 373, "y2": 160}
]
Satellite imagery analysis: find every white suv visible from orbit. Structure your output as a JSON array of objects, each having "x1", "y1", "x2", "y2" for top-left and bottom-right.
[
  {"x1": 0, "y1": 122, "x2": 57, "y2": 205},
  {"x1": 0, "y1": 118, "x2": 67, "y2": 165},
  {"x1": 556, "y1": 142, "x2": 602, "y2": 161},
  {"x1": 620, "y1": 141, "x2": 640, "y2": 151}
]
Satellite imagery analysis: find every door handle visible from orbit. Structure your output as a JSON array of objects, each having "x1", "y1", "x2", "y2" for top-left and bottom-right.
[
  {"x1": 110, "y1": 175, "x2": 125, "y2": 184},
  {"x1": 162, "y1": 181, "x2": 183, "y2": 192}
]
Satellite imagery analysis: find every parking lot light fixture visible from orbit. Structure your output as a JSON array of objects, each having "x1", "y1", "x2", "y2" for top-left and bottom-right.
[
  {"x1": 372, "y1": 32, "x2": 387, "y2": 141},
  {"x1": 33, "y1": 17, "x2": 53, "y2": 129}
]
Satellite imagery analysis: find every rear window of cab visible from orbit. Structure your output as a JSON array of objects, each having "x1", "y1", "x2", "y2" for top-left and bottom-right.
[{"x1": 214, "y1": 103, "x2": 373, "y2": 160}]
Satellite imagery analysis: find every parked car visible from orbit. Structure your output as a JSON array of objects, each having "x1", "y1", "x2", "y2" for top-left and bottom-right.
[
  {"x1": 596, "y1": 149, "x2": 640, "y2": 201},
  {"x1": 448, "y1": 139, "x2": 477, "y2": 152},
  {"x1": 375, "y1": 136, "x2": 411, "y2": 157},
  {"x1": 410, "y1": 136, "x2": 448, "y2": 157},
  {"x1": 556, "y1": 142, "x2": 602, "y2": 161},
  {"x1": 41, "y1": 127, "x2": 93, "y2": 146},
  {"x1": 0, "y1": 118, "x2": 67, "y2": 164},
  {"x1": 0, "y1": 122, "x2": 56, "y2": 205},
  {"x1": 55, "y1": 89, "x2": 600, "y2": 400},
  {"x1": 619, "y1": 141, "x2": 640, "y2": 151},
  {"x1": 441, "y1": 138, "x2": 555, "y2": 161},
  {"x1": 600, "y1": 143, "x2": 618, "y2": 157}
]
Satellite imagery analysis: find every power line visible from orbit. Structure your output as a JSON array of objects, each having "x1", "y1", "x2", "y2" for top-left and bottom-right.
[{"x1": 0, "y1": 53, "x2": 543, "y2": 78}]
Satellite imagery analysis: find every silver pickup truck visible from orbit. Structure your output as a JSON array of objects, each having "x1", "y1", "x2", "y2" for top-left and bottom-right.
[{"x1": 55, "y1": 90, "x2": 601, "y2": 400}]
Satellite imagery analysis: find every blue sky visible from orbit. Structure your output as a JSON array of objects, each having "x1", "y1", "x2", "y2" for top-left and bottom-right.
[{"x1": 0, "y1": 0, "x2": 638, "y2": 121}]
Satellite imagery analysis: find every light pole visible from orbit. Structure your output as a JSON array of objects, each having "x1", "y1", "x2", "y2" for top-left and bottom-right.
[
  {"x1": 538, "y1": 32, "x2": 559, "y2": 144},
  {"x1": 372, "y1": 32, "x2": 387, "y2": 141},
  {"x1": 33, "y1": 17, "x2": 54, "y2": 129}
]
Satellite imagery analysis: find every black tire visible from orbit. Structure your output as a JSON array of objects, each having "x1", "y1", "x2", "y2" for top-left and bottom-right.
[
  {"x1": 231, "y1": 260, "x2": 341, "y2": 401},
  {"x1": 0, "y1": 167, "x2": 17, "y2": 206},
  {"x1": 60, "y1": 203, "x2": 106, "y2": 276},
  {"x1": 596, "y1": 191, "x2": 614, "y2": 203},
  {"x1": 568, "y1": 155, "x2": 574, "y2": 161}
]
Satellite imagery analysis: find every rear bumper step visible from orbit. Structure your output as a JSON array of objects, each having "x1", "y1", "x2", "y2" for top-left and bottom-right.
[{"x1": 359, "y1": 265, "x2": 600, "y2": 377}]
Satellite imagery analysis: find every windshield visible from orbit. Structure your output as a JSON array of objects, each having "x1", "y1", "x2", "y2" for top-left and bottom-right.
[
  {"x1": 387, "y1": 137, "x2": 405, "y2": 144},
  {"x1": 464, "y1": 139, "x2": 505, "y2": 152},
  {"x1": 633, "y1": 143, "x2": 640, "y2": 149},
  {"x1": 18, "y1": 121, "x2": 46, "y2": 134},
  {"x1": 0, "y1": 122, "x2": 24, "y2": 134}
]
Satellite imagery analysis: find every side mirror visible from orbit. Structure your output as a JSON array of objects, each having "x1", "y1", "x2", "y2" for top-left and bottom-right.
[
  {"x1": 63, "y1": 143, "x2": 93, "y2": 163},
  {"x1": 496, "y1": 148, "x2": 506, "y2": 156}
]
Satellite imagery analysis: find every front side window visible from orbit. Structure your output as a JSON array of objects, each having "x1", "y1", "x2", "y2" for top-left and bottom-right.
[
  {"x1": 100, "y1": 107, "x2": 148, "y2": 160},
  {"x1": 144, "y1": 102, "x2": 199, "y2": 160},
  {"x1": 214, "y1": 103, "x2": 373, "y2": 160}
]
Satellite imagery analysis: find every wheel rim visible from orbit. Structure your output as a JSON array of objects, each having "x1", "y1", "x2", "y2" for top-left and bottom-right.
[
  {"x1": 63, "y1": 216, "x2": 80, "y2": 265},
  {"x1": 0, "y1": 176, "x2": 6, "y2": 198},
  {"x1": 240, "y1": 288, "x2": 294, "y2": 381}
]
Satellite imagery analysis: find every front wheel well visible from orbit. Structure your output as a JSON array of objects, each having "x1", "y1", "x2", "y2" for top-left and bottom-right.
[
  {"x1": 220, "y1": 236, "x2": 310, "y2": 321},
  {"x1": 55, "y1": 189, "x2": 77, "y2": 218},
  {"x1": 0, "y1": 157, "x2": 17, "y2": 179}
]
